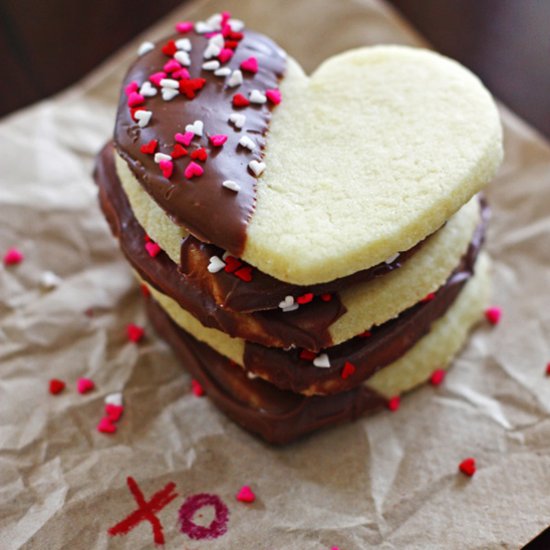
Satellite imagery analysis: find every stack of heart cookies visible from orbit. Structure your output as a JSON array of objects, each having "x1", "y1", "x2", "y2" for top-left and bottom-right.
[{"x1": 94, "y1": 12, "x2": 503, "y2": 444}]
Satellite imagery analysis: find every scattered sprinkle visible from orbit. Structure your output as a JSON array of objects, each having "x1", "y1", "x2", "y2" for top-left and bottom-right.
[
  {"x1": 171, "y1": 144, "x2": 188, "y2": 159},
  {"x1": 3, "y1": 247, "x2": 24, "y2": 265},
  {"x1": 135, "y1": 110, "x2": 152, "y2": 128},
  {"x1": 203, "y1": 42, "x2": 221, "y2": 60},
  {"x1": 191, "y1": 379, "x2": 205, "y2": 397},
  {"x1": 164, "y1": 59, "x2": 182, "y2": 73},
  {"x1": 235, "y1": 266, "x2": 253, "y2": 282},
  {"x1": 77, "y1": 378, "x2": 95, "y2": 394},
  {"x1": 313, "y1": 353, "x2": 331, "y2": 368},
  {"x1": 154, "y1": 152, "x2": 172, "y2": 163},
  {"x1": 139, "y1": 81, "x2": 157, "y2": 97},
  {"x1": 214, "y1": 67, "x2": 232, "y2": 77},
  {"x1": 232, "y1": 93, "x2": 250, "y2": 108},
  {"x1": 97, "y1": 416, "x2": 117, "y2": 434},
  {"x1": 184, "y1": 161, "x2": 204, "y2": 179},
  {"x1": 320, "y1": 293, "x2": 333, "y2": 302},
  {"x1": 228, "y1": 112, "x2": 246, "y2": 129},
  {"x1": 421, "y1": 292, "x2": 436, "y2": 303},
  {"x1": 140, "y1": 283, "x2": 151, "y2": 298},
  {"x1": 149, "y1": 71, "x2": 167, "y2": 86},
  {"x1": 195, "y1": 21, "x2": 215, "y2": 34},
  {"x1": 175, "y1": 38, "x2": 192, "y2": 51},
  {"x1": 341, "y1": 361, "x2": 356, "y2": 380},
  {"x1": 39, "y1": 270, "x2": 61, "y2": 290},
  {"x1": 160, "y1": 78, "x2": 179, "y2": 89},
  {"x1": 279, "y1": 296, "x2": 298, "y2": 312},
  {"x1": 185, "y1": 120, "x2": 204, "y2": 136},
  {"x1": 105, "y1": 392, "x2": 124, "y2": 407},
  {"x1": 124, "y1": 81, "x2": 139, "y2": 96},
  {"x1": 387, "y1": 396, "x2": 400, "y2": 411},
  {"x1": 159, "y1": 159, "x2": 174, "y2": 178},
  {"x1": 224, "y1": 256, "x2": 242, "y2": 273},
  {"x1": 127, "y1": 92, "x2": 145, "y2": 107},
  {"x1": 358, "y1": 330, "x2": 372, "y2": 338},
  {"x1": 248, "y1": 160, "x2": 266, "y2": 176},
  {"x1": 162, "y1": 88, "x2": 179, "y2": 101},
  {"x1": 236, "y1": 485, "x2": 256, "y2": 503},
  {"x1": 430, "y1": 369, "x2": 446, "y2": 386},
  {"x1": 202, "y1": 60, "x2": 220, "y2": 71},
  {"x1": 459, "y1": 457, "x2": 476, "y2": 477},
  {"x1": 161, "y1": 40, "x2": 177, "y2": 56},
  {"x1": 209, "y1": 134, "x2": 228, "y2": 147},
  {"x1": 296, "y1": 293, "x2": 314, "y2": 305},
  {"x1": 299, "y1": 350, "x2": 317, "y2": 361},
  {"x1": 172, "y1": 68, "x2": 190, "y2": 80},
  {"x1": 238, "y1": 135, "x2": 256, "y2": 151},
  {"x1": 105, "y1": 403, "x2": 124, "y2": 422},
  {"x1": 208, "y1": 256, "x2": 226, "y2": 273},
  {"x1": 227, "y1": 70, "x2": 243, "y2": 88},
  {"x1": 218, "y1": 48, "x2": 234, "y2": 64},
  {"x1": 485, "y1": 306, "x2": 502, "y2": 326},
  {"x1": 127, "y1": 323, "x2": 145, "y2": 343},
  {"x1": 49, "y1": 379, "x2": 66, "y2": 395},
  {"x1": 546, "y1": 363, "x2": 550, "y2": 376},
  {"x1": 190, "y1": 147, "x2": 208, "y2": 162},
  {"x1": 240, "y1": 56, "x2": 258, "y2": 74},
  {"x1": 174, "y1": 50, "x2": 191, "y2": 66},
  {"x1": 175, "y1": 21, "x2": 194, "y2": 33},
  {"x1": 265, "y1": 88, "x2": 282, "y2": 105},
  {"x1": 145, "y1": 242, "x2": 161, "y2": 258},
  {"x1": 249, "y1": 89, "x2": 267, "y2": 104},
  {"x1": 137, "y1": 41, "x2": 155, "y2": 56},
  {"x1": 175, "y1": 131, "x2": 195, "y2": 147},
  {"x1": 228, "y1": 18, "x2": 245, "y2": 32},
  {"x1": 222, "y1": 180, "x2": 240, "y2": 192}
]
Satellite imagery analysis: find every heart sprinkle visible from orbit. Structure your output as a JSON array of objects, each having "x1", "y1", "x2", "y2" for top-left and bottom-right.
[
  {"x1": 160, "y1": 78, "x2": 179, "y2": 89},
  {"x1": 4, "y1": 247, "x2": 24, "y2": 265},
  {"x1": 218, "y1": 48, "x2": 234, "y2": 64},
  {"x1": 97, "y1": 417, "x2": 117, "y2": 434},
  {"x1": 140, "y1": 283, "x2": 151, "y2": 297},
  {"x1": 300, "y1": 350, "x2": 317, "y2": 361},
  {"x1": 202, "y1": 60, "x2": 220, "y2": 71},
  {"x1": 238, "y1": 135, "x2": 256, "y2": 151},
  {"x1": 154, "y1": 152, "x2": 172, "y2": 163},
  {"x1": 105, "y1": 403, "x2": 124, "y2": 422},
  {"x1": 341, "y1": 361, "x2": 356, "y2": 380},
  {"x1": 191, "y1": 379, "x2": 205, "y2": 397},
  {"x1": 175, "y1": 21, "x2": 194, "y2": 33},
  {"x1": 265, "y1": 88, "x2": 282, "y2": 105},
  {"x1": 227, "y1": 69, "x2": 243, "y2": 88},
  {"x1": 313, "y1": 353, "x2": 331, "y2": 368},
  {"x1": 279, "y1": 296, "x2": 298, "y2": 312},
  {"x1": 240, "y1": 56, "x2": 258, "y2": 73},
  {"x1": 137, "y1": 41, "x2": 155, "y2": 56},
  {"x1": 49, "y1": 379, "x2": 65, "y2": 395},
  {"x1": 248, "y1": 160, "x2": 266, "y2": 176},
  {"x1": 459, "y1": 457, "x2": 476, "y2": 477},
  {"x1": 249, "y1": 89, "x2": 267, "y2": 104},
  {"x1": 203, "y1": 43, "x2": 221, "y2": 60},
  {"x1": 236, "y1": 485, "x2": 256, "y2": 503},
  {"x1": 387, "y1": 396, "x2": 400, "y2": 411},
  {"x1": 224, "y1": 256, "x2": 242, "y2": 273},
  {"x1": 228, "y1": 18, "x2": 245, "y2": 32},
  {"x1": 208, "y1": 256, "x2": 226, "y2": 273},
  {"x1": 164, "y1": 59, "x2": 182, "y2": 73},
  {"x1": 179, "y1": 78, "x2": 207, "y2": 99},
  {"x1": 296, "y1": 293, "x2": 314, "y2": 305},
  {"x1": 214, "y1": 67, "x2": 231, "y2": 77},
  {"x1": 135, "y1": 110, "x2": 152, "y2": 128},
  {"x1": 175, "y1": 38, "x2": 192, "y2": 51},
  {"x1": 159, "y1": 160, "x2": 174, "y2": 178},
  {"x1": 235, "y1": 266, "x2": 253, "y2": 282},
  {"x1": 161, "y1": 40, "x2": 177, "y2": 56},
  {"x1": 485, "y1": 306, "x2": 502, "y2": 325},
  {"x1": 127, "y1": 92, "x2": 145, "y2": 107},
  {"x1": 195, "y1": 21, "x2": 215, "y2": 34},
  {"x1": 145, "y1": 242, "x2": 161, "y2": 258},
  {"x1": 185, "y1": 120, "x2": 204, "y2": 136},
  {"x1": 174, "y1": 50, "x2": 191, "y2": 66},
  {"x1": 127, "y1": 323, "x2": 145, "y2": 343},
  {"x1": 209, "y1": 134, "x2": 228, "y2": 147},
  {"x1": 77, "y1": 378, "x2": 95, "y2": 394},
  {"x1": 222, "y1": 180, "x2": 241, "y2": 192},
  {"x1": 430, "y1": 369, "x2": 446, "y2": 385},
  {"x1": 139, "y1": 81, "x2": 157, "y2": 97},
  {"x1": 546, "y1": 363, "x2": 550, "y2": 376},
  {"x1": 184, "y1": 161, "x2": 204, "y2": 179},
  {"x1": 171, "y1": 144, "x2": 188, "y2": 159},
  {"x1": 232, "y1": 93, "x2": 250, "y2": 108},
  {"x1": 124, "y1": 81, "x2": 138, "y2": 96},
  {"x1": 175, "y1": 131, "x2": 195, "y2": 146},
  {"x1": 228, "y1": 113, "x2": 246, "y2": 129},
  {"x1": 149, "y1": 71, "x2": 167, "y2": 86},
  {"x1": 40, "y1": 271, "x2": 62, "y2": 290},
  {"x1": 320, "y1": 293, "x2": 333, "y2": 302},
  {"x1": 162, "y1": 88, "x2": 179, "y2": 101},
  {"x1": 421, "y1": 292, "x2": 436, "y2": 303},
  {"x1": 172, "y1": 68, "x2": 190, "y2": 80}
]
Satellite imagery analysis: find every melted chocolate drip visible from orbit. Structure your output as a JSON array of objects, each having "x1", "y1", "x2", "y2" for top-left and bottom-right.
[
  {"x1": 114, "y1": 30, "x2": 287, "y2": 256},
  {"x1": 145, "y1": 295, "x2": 386, "y2": 445}
]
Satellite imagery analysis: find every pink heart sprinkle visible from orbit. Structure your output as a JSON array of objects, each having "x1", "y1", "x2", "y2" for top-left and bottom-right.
[
  {"x1": 221, "y1": 11, "x2": 231, "y2": 24},
  {"x1": 265, "y1": 89, "x2": 282, "y2": 105},
  {"x1": 145, "y1": 242, "x2": 161, "y2": 258},
  {"x1": 124, "y1": 81, "x2": 139, "y2": 96},
  {"x1": 191, "y1": 379, "x2": 205, "y2": 397},
  {"x1": 97, "y1": 416, "x2": 117, "y2": 434},
  {"x1": 184, "y1": 161, "x2": 204, "y2": 179},
  {"x1": 159, "y1": 160, "x2": 174, "y2": 178},
  {"x1": 236, "y1": 485, "x2": 256, "y2": 503},
  {"x1": 127, "y1": 92, "x2": 145, "y2": 107},
  {"x1": 485, "y1": 306, "x2": 502, "y2": 325},
  {"x1": 149, "y1": 71, "x2": 167, "y2": 86},
  {"x1": 209, "y1": 134, "x2": 228, "y2": 147},
  {"x1": 175, "y1": 131, "x2": 195, "y2": 146},
  {"x1": 240, "y1": 57, "x2": 258, "y2": 73},
  {"x1": 105, "y1": 403, "x2": 124, "y2": 422},
  {"x1": 3, "y1": 247, "x2": 24, "y2": 265},
  {"x1": 77, "y1": 377, "x2": 95, "y2": 394},
  {"x1": 172, "y1": 68, "x2": 190, "y2": 80},
  {"x1": 164, "y1": 59, "x2": 182, "y2": 73},
  {"x1": 218, "y1": 48, "x2": 234, "y2": 64},
  {"x1": 175, "y1": 21, "x2": 194, "y2": 33}
]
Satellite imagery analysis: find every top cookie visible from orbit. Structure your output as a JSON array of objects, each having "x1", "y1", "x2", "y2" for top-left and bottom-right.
[{"x1": 115, "y1": 20, "x2": 502, "y2": 284}]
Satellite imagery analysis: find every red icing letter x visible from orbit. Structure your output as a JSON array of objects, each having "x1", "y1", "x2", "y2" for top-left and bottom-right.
[{"x1": 108, "y1": 476, "x2": 178, "y2": 545}]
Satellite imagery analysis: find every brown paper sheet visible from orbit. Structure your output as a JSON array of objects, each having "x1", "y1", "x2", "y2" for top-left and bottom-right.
[{"x1": 2, "y1": 0, "x2": 550, "y2": 548}]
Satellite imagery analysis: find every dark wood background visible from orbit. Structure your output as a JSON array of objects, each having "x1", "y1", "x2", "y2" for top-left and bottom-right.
[{"x1": 1, "y1": 0, "x2": 549, "y2": 137}]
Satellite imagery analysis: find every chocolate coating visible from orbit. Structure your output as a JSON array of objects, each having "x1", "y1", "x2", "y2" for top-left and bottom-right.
[
  {"x1": 145, "y1": 295, "x2": 386, "y2": 445},
  {"x1": 114, "y1": 30, "x2": 286, "y2": 256}
]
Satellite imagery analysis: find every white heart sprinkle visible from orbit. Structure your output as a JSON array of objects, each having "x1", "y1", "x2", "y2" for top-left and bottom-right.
[
  {"x1": 207, "y1": 256, "x2": 226, "y2": 273},
  {"x1": 214, "y1": 67, "x2": 231, "y2": 77},
  {"x1": 222, "y1": 180, "x2": 241, "y2": 192},
  {"x1": 162, "y1": 88, "x2": 179, "y2": 101},
  {"x1": 185, "y1": 120, "x2": 204, "y2": 136},
  {"x1": 385, "y1": 252, "x2": 400, "y2": 264},
  {"x1": 137, "y1": 41, "x2": 154, "y2": 56},
  {"x1": 227, "y1": 69, "x2": 243, "y2": 88},
  {"x1": 202, "y1": 60, "x2": 220, "y2": 71},
  {"x1": 206, "y1": 13, "x2": 223, "y2": 30},
  {"x1": 105, "y1": 392, "x2": 123, "y2": 406},
  {"x1": 239, "y1": 135, "x2": 256, "y2": 151},
  {"x1": 228, "y1": 113, "x2": 246, "y2": 129},
  {"x1": 39, "y1": 270, "x2": 61, "y2": 290},
  {"x1": 249, "y1": 89, "x2": 267, "y2": 104},
  {"x1": 228, "y1": 18, "x2": 245, "y2": 32},
  {"x1": 135, "y1": 110, "x2": 152, "y2": 128},
  {"x1": 175, "y1": 38, "x2": 192, "y2": 51},
  {"x1": 203, "y1": 43, "x2": 221, "y2": 59},
  {"x1": 313, "y1": 353, "x2": 331, "y2": 368},
  {"x1": 279, "y1": 296, "x2": 295, "y2": 309},
  {"x1": 209, "y1": 33, "x2": 225, "y2": 48},
  {"x1": 195, "y1": 21, "x2": 214, "y2": 33},
  {"x1": 248, "y1": 160, "x2": 266, "y2": 176},
  {"x1": 154, "y1": 152, "x2": 172, "y2": 163},
  {"x1": 174, "y1": 50, "x2": 191, "y2": 66},
  {"x1": 139, "y1": 81, "x2": 157, "y2": 97},
  {"x1": 160, "y1": 78, "x2": 179, "y2": 89},
  {"x1": 247, "y1": 372, "x2": 258, "y2": 380}
]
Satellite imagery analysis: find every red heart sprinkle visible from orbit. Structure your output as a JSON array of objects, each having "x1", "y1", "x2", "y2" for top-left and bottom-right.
[
  {"x1": 171, "y1": 144, "x2": 188, "y2": 159},
  {"x1": 240, "y1": 57, "x2": 258, "y2": 73},
  {"x1": 179, "y1": 78, "x2": 206, "y2": 99},
  {"x1": 341, "y1": 361, "x2": 356, "y2": 380},
  {"x1": 97, "y1": 416, "x2": 117, "y2": 434},
  {"x1": 430, "y1": 369, "x2": 446, "y2": 386},
  {"x1": 224, "y1": 256, "x2": 242, "y2": 273},
  {"x1": 77, "y1": 377, "x2": 95, "y2": 394},
  {"x1": 320, "y1": 293, "x2": 333, "y2": 302},
  {"x1": 49, "y1": 379, "x2": 65, "y2": 395},
  {"x1": 130, "y1": 106, "x2": 146, "y2": 120},
  {"x1": 140, "y1": 139, "x2": 158, "y2": 155},
  {"x1": 546, "y1": 362, "x2": 550, "y2": 376},
  {"x1": 105, "y1": 403, "x2": 124, "y2": 422},
  {"x1": 232, "y1": 93, "x2": 250, "y2": 108},
  {"x1": 459, "y1": 457, "x2": 476, "y2": 477},
  {"x1": 421, "y1": 292, "x2": 436, "y2": 303},
  {"x1": 236, "y1": 485, "x2": 256, "y2": 503},
  {"x1": 227, "y1": 31, "x2": 244, "y2": 41},
  {"x1": 235, "y1": 266, "x2": 253, "y2": 282},
  {"x1": 190, "y1": 147, "x2": 208, "y2": 162},
  {"x1": 358, "y1": 330, "x2": 372, "y2": 338},
  {"x1": 296, "y1": 293, "x2": 314, "y2": 305},
  {"x1": 140, "y1": 283, "x2": 151, "y2": 297},
  {"x1": 224, "y1": 40, "x2": 239, "y2": 50},
  {"x1": 485, "y1": 306, "x2": 502, "y2": 325},
  {"x1": 191, "y1": 379, "x2": 205, "y2": 397},
  {"x1": 145, "y1": 242, "x2": 161, "y2": 257},
  {"x1": 3, "y1": 247, "x2": 24, "y2": 265},
  {"x1": 161, "y1": 40, "x2": 177, "y2": 56},
  {"x1": 299, "y1": 350, "x2": 317, "y2": 361},
  {"x1": 127, "y1": 323, "x2": 145, "y2": 343},
  {"x1": 387, "y1": 396, "x2": 400, "y2": 411}
]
